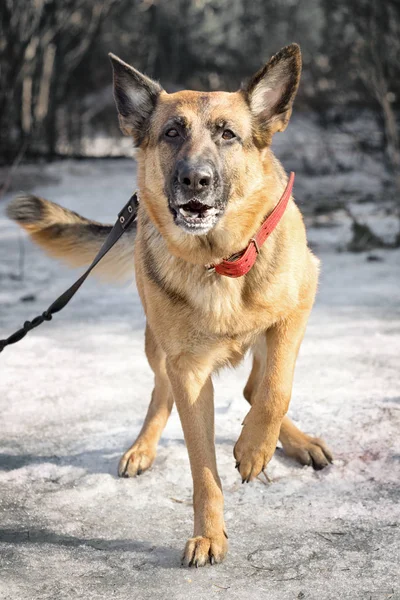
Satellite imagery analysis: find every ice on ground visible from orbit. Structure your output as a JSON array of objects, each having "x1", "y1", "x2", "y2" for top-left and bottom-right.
[{"x1": 0, "y1": 160, "x2": 399, "y2": 600}]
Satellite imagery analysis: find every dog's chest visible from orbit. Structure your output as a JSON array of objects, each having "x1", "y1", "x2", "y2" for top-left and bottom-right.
[
  {"x1": 182, "y1": 267, "x2": 276, "y2": 337},
  {"x1": 142, "y1": 237, "x2": 290, "y2": 350}
]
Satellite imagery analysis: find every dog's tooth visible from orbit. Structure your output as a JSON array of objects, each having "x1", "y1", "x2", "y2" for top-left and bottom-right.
[
  {"x1": 179, "y1": 206, "x2": 218, "y2": 220},
  {"x1": 179, "y1": 208, "x2": 196, "y2": 218},
  {"x1": 203, "y1": 208, "x2": 218, "y2": 217}
]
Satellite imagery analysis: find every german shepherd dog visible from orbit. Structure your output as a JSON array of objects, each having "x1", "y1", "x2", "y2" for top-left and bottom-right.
[{"x1": 8, "y1": 44, "x2": 332, "y2": 567}]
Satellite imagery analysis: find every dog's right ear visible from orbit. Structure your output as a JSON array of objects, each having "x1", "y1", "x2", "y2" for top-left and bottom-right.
[{"x1": 109, "y1": 53, "x2": 163, "y2": 145}]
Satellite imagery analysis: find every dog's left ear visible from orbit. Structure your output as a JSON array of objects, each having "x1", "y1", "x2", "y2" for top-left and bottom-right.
[
  {"x1": 243, "y1": 44, "x2": 302, "y2": 145},
  {"x1": 109, "y1": 53, "x2": 163, "y2": 145}
]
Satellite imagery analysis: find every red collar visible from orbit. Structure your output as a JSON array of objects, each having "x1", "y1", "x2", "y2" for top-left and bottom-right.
[{"x1": 209, "y1": 172, "x2": 295, "y2": 278}]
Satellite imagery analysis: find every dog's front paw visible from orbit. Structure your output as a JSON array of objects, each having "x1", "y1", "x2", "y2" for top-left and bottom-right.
[
  {"x1": 182, "y1": 532, "x2": 228, "y2": 567},
  {"x1": 234, "y1": 408, "x2": 280, "y2": 483},
  {"x1": 118, "y1": 440, "x2": 156, "y2": 477}
]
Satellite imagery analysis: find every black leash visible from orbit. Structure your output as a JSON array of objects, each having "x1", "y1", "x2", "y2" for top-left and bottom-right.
[{"x1": 0, "y1": 192, "x2": 139, "y2": 354}]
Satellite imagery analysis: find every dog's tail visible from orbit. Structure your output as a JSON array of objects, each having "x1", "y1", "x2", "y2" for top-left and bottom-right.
[{"x1": 7, "y1": 195, "x2": 135, "y2": 281}]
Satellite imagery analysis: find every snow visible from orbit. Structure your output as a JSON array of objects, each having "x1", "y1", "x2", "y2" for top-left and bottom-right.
[{"x1": 0, "y1": 160, "x2": 399, "y2": 599}]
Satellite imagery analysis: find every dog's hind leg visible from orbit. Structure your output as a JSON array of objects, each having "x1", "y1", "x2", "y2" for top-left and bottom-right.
[
  {"x1": 279, "y1": 416, "x2": 332, "y2": 470},
  {"x1": 118, "y1": 325, "x2": 174, "y2": 477},
  {"x1": 243, "y1": 336, "x2": 332, "y2": 471},
  {"x1": 243, "y1": 335, "x2": 266, "y2": 404}
]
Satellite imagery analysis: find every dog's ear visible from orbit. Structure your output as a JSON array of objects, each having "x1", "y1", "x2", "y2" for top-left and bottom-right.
[
  {"x1": 109, "y1": 53, "x2": 163, "y2": 145},
  {"x1": 243, "y1": 44, "x2": 301, "y2": 145}
]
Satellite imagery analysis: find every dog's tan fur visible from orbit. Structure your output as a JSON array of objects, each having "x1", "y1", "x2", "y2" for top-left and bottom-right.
[{"x1": 8, "y1": 44, "x2": 332, "y2": 567}]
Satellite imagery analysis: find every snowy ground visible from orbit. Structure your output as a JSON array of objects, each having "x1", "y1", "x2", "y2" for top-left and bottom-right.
[{"x1": 0, "y1": 160, "x2": 399, "y2": 600}]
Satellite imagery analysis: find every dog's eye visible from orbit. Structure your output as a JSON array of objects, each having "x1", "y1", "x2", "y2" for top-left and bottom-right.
[
  {"x1": 222, "y1": 129, "x2": 235, "y2": 140},
  {"x1": 165, "y1": 128, "x2": 179, "y2": 138}
]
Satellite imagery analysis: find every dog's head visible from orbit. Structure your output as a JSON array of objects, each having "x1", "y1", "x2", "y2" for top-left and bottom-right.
[{"x1": 109, "y1": 45, "x2": 301, "y2": 249}]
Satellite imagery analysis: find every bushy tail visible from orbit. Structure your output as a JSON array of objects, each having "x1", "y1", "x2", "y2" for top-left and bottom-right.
[{"x1": 7, "y1": 195, "x2": 135, "y2": 281}]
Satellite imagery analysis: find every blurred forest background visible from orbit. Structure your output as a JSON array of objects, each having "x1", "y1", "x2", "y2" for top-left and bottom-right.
[{"x1": 1, "y1": 0, "x2": 399, "y2": 248}]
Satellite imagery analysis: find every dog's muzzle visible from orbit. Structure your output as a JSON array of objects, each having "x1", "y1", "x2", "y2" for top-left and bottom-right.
[{"x1": 169, "y1": 160, "x2": 223, "y2": 235}]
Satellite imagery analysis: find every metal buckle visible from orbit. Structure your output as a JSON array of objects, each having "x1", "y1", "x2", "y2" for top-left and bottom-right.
[
  {"x1": 205, "y1": 265, "x2": 216, "y2": 276},
  {"x1": 249, "y1": 237, "x2": 260, "y2": 254}
]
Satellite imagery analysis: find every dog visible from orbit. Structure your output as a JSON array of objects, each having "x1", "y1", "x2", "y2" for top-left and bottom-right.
[{"x1": 8, "y1": 43, "x2": 332, "y2": 567}]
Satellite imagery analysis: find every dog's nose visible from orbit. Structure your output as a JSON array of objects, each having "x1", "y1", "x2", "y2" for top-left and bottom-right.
[{"x1": 177, "y1": 162, "x2": 213, "y2": 192}]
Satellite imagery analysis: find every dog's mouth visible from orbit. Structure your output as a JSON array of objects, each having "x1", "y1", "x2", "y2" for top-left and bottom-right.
[{"x1": 171, "y1": 200, "x2": 221, "y2": 234}]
